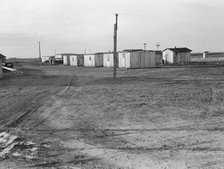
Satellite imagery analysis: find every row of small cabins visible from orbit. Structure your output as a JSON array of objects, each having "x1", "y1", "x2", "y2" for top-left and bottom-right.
[{"x1": 42, "y1": 48, "x2": 193, "y2": 68}]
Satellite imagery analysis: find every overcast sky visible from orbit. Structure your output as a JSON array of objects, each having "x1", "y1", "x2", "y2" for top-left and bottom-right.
[{"x1": 1, "y1": 0, "x2": 224, "y2": 58}]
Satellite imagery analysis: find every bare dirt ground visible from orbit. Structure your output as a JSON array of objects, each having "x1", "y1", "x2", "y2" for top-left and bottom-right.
[{"x1": 1, "y1": 61, "x2": 224, "y2": 169}]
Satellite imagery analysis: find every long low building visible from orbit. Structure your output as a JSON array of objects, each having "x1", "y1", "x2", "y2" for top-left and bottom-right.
[
  {"x1": 83, "y1": 51, "x2": 157, "y2": 68},
  {"x1": 55, "y1": 50, "x2": 159, "y2": 69}
]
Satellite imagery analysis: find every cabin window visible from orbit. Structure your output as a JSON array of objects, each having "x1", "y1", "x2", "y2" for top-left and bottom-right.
[
  {"x1": 107, "y1": 56, "x2": 110, "y2": 62},
  {"x1": 89, "y1": 57, "x2": 91, "y2": 61}
]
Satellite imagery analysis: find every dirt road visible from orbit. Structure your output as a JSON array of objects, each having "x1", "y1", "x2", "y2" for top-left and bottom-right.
[{"x1": 1, "y1": 61, "x2": 224, "y2": 168}]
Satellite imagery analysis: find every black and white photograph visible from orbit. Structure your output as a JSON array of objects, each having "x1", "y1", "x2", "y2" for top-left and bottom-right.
[{"x1": 1, "y1": 0, "x2": 224, "y2": 168}]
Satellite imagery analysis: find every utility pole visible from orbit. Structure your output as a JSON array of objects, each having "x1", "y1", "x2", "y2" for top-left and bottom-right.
[
  {"x1": 113, "y1": 13, "x2": 118, "y2": 78},
  {"x1": 38, "y1": 41, "x2": 41, "y2": 60}
]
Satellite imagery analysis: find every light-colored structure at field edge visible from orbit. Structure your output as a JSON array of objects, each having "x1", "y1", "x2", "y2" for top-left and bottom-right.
[
  {"x1": 203, "y1": 51, "x2": 209, "y2": 58},
  {"x1": 103, "y1": 53, "x2": 114, "y2": 67},
  {"x1": 62, "y1": 54, "x2": 70, "y2": 65},
  {"x1": 84, "y1": 53, "x2": 103, "y2": 67},
  {"x1": 0, "y1": 53, "x2": 6, "y2": 64},
  {"x1": 162, "y1": 47, "x2": 192, "y2": 64},
  {"x1": 41, "y1": 56, "x2": 53, "y2": 63},
  {"x1": 118, "y1": 50, "x2": 156, "y2": 68},
  {"x1": 0, "y1": 54, "x2": 6, "y2": 78}
]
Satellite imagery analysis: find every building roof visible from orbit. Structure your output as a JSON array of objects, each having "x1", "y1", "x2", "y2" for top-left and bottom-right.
[
  {"x1": 0, "y1": 53, "x2": 6, "y2": 58},
  {"x1": 123, "y1": 49, "x2": 144, "y2": 52},
  {"x1": 163, "y1": 47, "x2": 192, "y2": 53},
  {"x1": 155, "y1": 50, "x2": 162, "y2": 54}
]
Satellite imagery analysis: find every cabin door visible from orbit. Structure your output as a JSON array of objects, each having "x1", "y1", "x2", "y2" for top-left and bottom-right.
[
  {"x1": 107, "y1": 55, "x2": 110, "y2": 67},
  {"x1": 123, "y1": 54, "x2": 125, "y2": 67}
]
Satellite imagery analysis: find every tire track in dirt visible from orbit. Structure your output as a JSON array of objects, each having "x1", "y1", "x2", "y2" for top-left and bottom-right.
[
  {"x1": 0, "y1": 65, "x2": 78, "y2": 167},
  {"x1": 32, "y1": 72, "x2": 78, "y2": 130},
  {"x1": 29, "y1": 88, "x2": 190, "y2": 168},
  {"x1": 1, "y1": 70, "x2": 75, "y2": 129}
]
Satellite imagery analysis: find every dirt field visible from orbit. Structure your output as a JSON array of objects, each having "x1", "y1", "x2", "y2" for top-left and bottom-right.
[{"x1": 1, "y1": 61, "x2": 224, "y2": 169}]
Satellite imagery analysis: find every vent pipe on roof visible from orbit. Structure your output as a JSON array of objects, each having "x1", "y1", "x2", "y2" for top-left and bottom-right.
[
  {"x1": 174, "y1": 46, "x2": 177, "y2": 55},
  {"x1": 143, "y1": 43, "x2": 147, "y2": 51},
  {"x1": 156, "y1": 42, "x2": 160, "y2": 51}
]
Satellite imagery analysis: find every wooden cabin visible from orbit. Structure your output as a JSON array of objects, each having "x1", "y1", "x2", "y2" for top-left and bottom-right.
[
  {"x1": 162, "y1": 47, "x2": 192, "y2": 64},
  {"x1": 103, "y1": 53, "x2": 114, "y2": 67},
  {"x1": 118, "y1": 50, "x2": 156, "y2": 68},
  {"x1": 69, "y1": 54, "x2": 84, "y2": 66},
  {"x1": 84, "y1": 53, "x2": 103, "y2": 67}
]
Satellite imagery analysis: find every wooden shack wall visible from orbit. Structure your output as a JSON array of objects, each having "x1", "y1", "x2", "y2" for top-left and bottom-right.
[
  {"x1": 84, "y1": 54, "x2": 95, "y2": 67},
  {"x1": 118, "y1": 52, "x2": 125, "y2": 68},
  {"x1": 63, "y1": 55, "x2": 69, "y2": 65},
  {"x1": 155, "y1": 53, "x2": 162, "y2": 65},
  {"x1": 77, "y1": 55, "x2": 84, "y2": 66},
  {"x1": 103, "y1": 53, "x2": 114, "y2": 67},
  {"x1": 140, "y1": 51, "x2": 155, "y2": 68},
  {"x1": 0, "y1": 58, "x2": 2, "y2": 78},
  {"x1": 118, "y1": 52, "x2": 130, "y2": 68},
  {"x1": 130, "y1": 52, "x2": 141, "y2": 68},
  {"x1": 125, "y1": 53, "x2": 131, "y2": 68},
  {"x1": 69, "y1": 55, "x2": 78, "y2": 66},
  {"x1": 149, "y1": 51, "x2": 156, "y2": 67},
  {"x1": 163, "y1": 50, "x2": 174, "y2": 64},
  {"x1": 95, "y1": 54, "x2": 104, "y2": 67},
  {"x1": 177, "y1": 52, "x2": 190, "y2": 64},
  {"x1": 140, "y1": 52, "x2": 150, "y2": 68}
]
